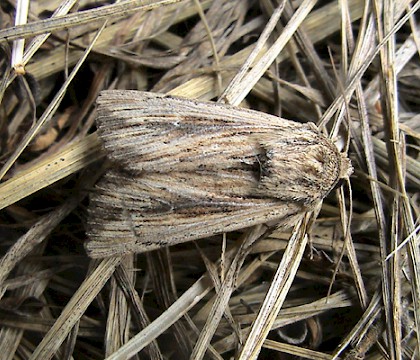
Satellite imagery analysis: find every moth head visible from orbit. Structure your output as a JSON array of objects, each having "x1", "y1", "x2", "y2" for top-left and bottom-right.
[{"x1": 257, "y1": 130, "x2": 352, "y2": 205}]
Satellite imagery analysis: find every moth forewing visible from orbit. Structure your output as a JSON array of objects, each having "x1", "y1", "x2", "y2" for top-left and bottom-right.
[
  {"x1": 86, "y1": 91, "x2": 352, "y2": 258},
  {"x1": 95, "y1": 90, "x2": 307, "y2": 173},
  {"x1": 86, "y1": 170, "x2": 307, "y2": 258}
]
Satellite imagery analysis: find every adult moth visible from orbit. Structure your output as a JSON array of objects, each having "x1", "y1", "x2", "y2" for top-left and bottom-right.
[{"x1": 86, "y1": 90, "x2": 352, "y2": 258}]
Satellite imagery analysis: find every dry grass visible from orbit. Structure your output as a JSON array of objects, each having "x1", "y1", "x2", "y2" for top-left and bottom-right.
[{"x1": 0, "y1": 0, "x2": 419, "y2": 359}]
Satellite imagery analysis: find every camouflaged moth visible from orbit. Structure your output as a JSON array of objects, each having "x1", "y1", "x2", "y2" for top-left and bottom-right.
[{"x1": 86, "y1": 91, "x2": 352, "y2": 258}]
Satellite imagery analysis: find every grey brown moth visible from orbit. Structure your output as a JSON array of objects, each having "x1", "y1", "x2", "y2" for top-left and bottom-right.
[{"x1": 86, "y1": 90, "x2": 352, "y2": 258}]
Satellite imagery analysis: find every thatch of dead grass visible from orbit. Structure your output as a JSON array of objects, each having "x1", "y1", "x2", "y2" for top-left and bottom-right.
[{"x1": 0, "y1": 0, "x2": 419, "y2": 359}]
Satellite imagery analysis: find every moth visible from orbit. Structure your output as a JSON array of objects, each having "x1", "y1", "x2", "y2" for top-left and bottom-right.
[{"x1": 86, "y1": 90, "x2": 352, "y2": 258}]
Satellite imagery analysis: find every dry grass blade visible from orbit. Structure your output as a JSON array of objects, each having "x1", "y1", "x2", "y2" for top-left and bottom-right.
[
  {"x1": 21, "y1": 0, "x2": 80, "y2": 69},
  {"x1": 0, "y1": 134, "x2": 102, "y2": 210},
  {"x1": 105, "y1": 275, "x2": 214, "y2": 359},
  {"x1": 0, "y1": 0, "x2": 418, "y2": 359},
  {"x1": 10, "y1": 0, "x2": 29, "y2": 73},
  {"x1": 114, "y1": 263, "x2": 163, "y2": 359},
  {"x1": 238, "y1": 221, "x2": 308, "y2": 359},
  {"x1": 190, "y1": 225, "x2": 267, "y2": 360},
  {"x1": 219, "y1": 0, "x2": 286, "y2": 104},
  {"x1": 222, "y1": 0, "x2": 317, "y2": 106},
  {"x1": 0, "y1": 187, "x2": 84, "y2": 297},
  {"x1": 30, "y1": 257, "x2": 122, "y2": 360},
  {"x1": 0, "y1": 0, "x2": 186, "y2": 42},
  {"x1": 0, "y1": 21, "x2": 105, "y2": 180}
]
